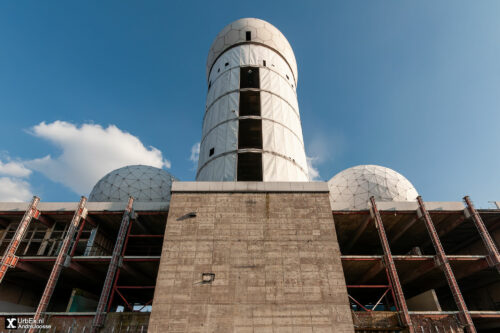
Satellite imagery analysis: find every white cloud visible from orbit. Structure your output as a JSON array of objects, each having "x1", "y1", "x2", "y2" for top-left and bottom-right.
[
  {"x1": 307, "y1": 156, "x2": 321, "y2": 181},
  {"x1": 190, "y1": 142, "x2": 200, "y2": 163},
  {"x1": 0, "y1": 159, "x2": 31, "y2": 177},
  {"x1": 0, "y1": 177, "x2": 32, "y2": 202},
  {"x1": 25, "y1": 121, "x2": 171, "y2": 195}
]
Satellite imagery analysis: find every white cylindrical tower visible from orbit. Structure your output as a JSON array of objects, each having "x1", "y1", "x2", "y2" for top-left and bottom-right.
[{"x1": 196, "y1": 18, "x2": 309, "y2": 181}]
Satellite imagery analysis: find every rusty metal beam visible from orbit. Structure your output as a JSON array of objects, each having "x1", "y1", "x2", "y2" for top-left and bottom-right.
[
  {"x1": 345, "y1": 216, "x2": 371, "y2": 253},
  {"x1": 417, "y1": 196, "x2": 476, "y2": 333},
  {"x1": 0, "y1": 196, "x2": 40, "y2": 284},
  {"x1": 35, "y1": 214, "x2": 55, "y2": 228},
  {"x1": 369, "y1": 197, "x2": 414, "y2": 332},
  {"x1": 92, "y1": 197, "x2": 134, "y2": 332},
  {"x1": 29, "y1": 197, "x2": 87, "y2": 333},
  {"x1": 464, "y1": 196, "x2": 500, "y2": 273},
  {"x1": 421, "y1": 215, "x2": 465, "y2": 249}
]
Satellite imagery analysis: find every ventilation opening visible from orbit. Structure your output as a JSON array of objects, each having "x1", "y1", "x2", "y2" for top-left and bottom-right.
[
  {"x1": 238, "y1": 119, "x2": 262, "y2": 149},
  {"x1": 208, "y1": 81, "x2": 211, "y2": 89},
  {"x1": 240, "y1": 67, "x2": 259, "y2": 89},
  {"x1": 209, "y1": 148, "x2": 214, "y2": 156},
  {"x1": 237, "y1": 153, "x2": 262, "y2": 181},
  {"x1": 263, "y1": 60, "x2": 266, "y2": 67},
  {"x1": 246, "y1": 31, "x2": 251, "y2": 41},
  {"x1": 239, "y1": 91, "x2": 261, "y2": 116},
  {"x1": 225, "y1": 62, "x2": 229, "y2": 67}
]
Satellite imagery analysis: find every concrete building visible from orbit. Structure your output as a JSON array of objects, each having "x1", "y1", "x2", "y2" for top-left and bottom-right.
[{"x1": 0, "y1": 18, "x2": 499, "y2": 333}]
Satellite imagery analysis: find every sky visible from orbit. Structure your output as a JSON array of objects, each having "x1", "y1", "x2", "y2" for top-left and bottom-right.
[{"x1": 0, "y1": 1, "x2": 499, "y2": 207}]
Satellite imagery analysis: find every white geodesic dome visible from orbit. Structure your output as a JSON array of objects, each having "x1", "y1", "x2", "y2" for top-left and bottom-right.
[
  {"x1": 207, "y1": 18, "x2": 298, "y2": 82},
  {"x1": 89, "y1": 165, "x2": 176, "y2": 203},
  {"x1": 328, "y1": 165, "x2": 418, "y2": 210}
]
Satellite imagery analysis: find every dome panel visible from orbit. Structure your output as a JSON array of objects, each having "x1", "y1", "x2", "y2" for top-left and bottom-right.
[
  {"x1": 328, "y1": 165, "x2": 418, "y2": 210},
  {"x1": 207, "y1": 18, "x2": 298, "y2": 83},
  {"x1": 89, "y1": 165, "x2": 176, "y2": 203}
]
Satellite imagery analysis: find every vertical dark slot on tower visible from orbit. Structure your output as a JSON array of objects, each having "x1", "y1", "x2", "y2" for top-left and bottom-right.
[
  {"x1": 263, "y1": 60, "x2": 266, "y2": 67},
  {"x1": 239, "y1": 91, "x2": 261, "y2": 116},
  {"x1": 237, "y1": 153, "x2": 262, "y2": 181},
  {"x1": 240, "y1": 67, "x2": 259, "y2": 88},
  {"x1": 238, "y1": 119, "x2": 262, "y2": 149},
  {"x1": 246, "y1": 31, "x2": 251, "y2": 41},
  {"x1": 209, "y1": 148, "x2": 214, "y2": 156}
]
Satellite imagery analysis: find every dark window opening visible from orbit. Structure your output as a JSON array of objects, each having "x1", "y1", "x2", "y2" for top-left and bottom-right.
[
  {"x1": 208, "y1": 81, "x2": 211, "y2": 89},
  {"x1": 239, "y1": 91, "x2": 261, "y2": 116},
  {"x1": 217, "y1": 68, "x2": 220, "y2": 73},
  {"x1": 263, "y1": 60, "x2": 266, "y2": 67},
  {"x1": 237, "y1": 153, "x2": 262, "y2": 181},
  {"x1": 238, "y1": 119, "x2": 262, "y2": 149},
  {"x1": 246, "y1": 31, "x2": 251, "y2": 41},
  {"x1": 240, "y1": 67, "x2": 260, "y2": 89},
  {"x1": 225, "y1": 62, "x2": 229, "y2": 67},
  {"x1": 209, "y1": 148, "x2": 214, "y2": 156}
]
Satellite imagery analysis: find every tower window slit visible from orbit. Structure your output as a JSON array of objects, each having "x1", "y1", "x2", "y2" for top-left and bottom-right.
[
  {"x1": 209, "y1": 148, "x2": 214, "y2": 156},
  {"x1": 238, "y1": 119, "x2": 262, "y2": 149},
  {"x1": 239, "y1": 91, "x2": 260, "y2": 116},
  {"x1": 240, "y1": 67, "x2": 259, "y2": 89},
  {"x1": 237, "y1": 153, "x2": 262, "y2": 181},
  {"x1": 246, "y1": 31, "x2": 251, "y2": 41}
]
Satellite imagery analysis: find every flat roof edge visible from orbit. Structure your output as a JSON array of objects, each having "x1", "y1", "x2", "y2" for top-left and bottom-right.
[{"x1": 171, "y1": 181, "x2": 329, "y2": 193}]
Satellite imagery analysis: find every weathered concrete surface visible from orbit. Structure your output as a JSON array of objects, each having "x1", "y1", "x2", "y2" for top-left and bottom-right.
[{"x1": 149, "y1": 191, "x2": 354, "y2": 332}]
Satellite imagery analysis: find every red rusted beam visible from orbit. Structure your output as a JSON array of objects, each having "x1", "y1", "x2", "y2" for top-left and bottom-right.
[
  {"x1": 30, "y1": 197, "x2": 88, "y2": 333},
  {"x1": 92, "y1": 197, "x2": 134, "y2": 332},
  {"x1": 0, "y1": 196, "x2": 40, "y2": 284},
  {"x1": 348, "y1": 294, "x2": 371, "y2": 312},
  {"x1": 417, "y1": 196, "x2": 476, "y2": 333},
  {"x1": 464, "y1": 196, "x2": 500, "y2": 273},
  {"x1": 370, "y1": 197, "x2": 414, "y2": 332},
  {"x1": 114, "y1": 288, "x2": 133, "y2": 311},
  {"x1": 36, "y1": 214, "x2": 55, "y2": 228},
  {"x1": 70, "y1": 218, "x2": 87, "y2": 257}
]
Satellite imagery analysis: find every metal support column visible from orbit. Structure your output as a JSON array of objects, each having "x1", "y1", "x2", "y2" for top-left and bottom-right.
[
  {"x1": 0, "y1": 196, "x2": 40, "y2": 283},
  {"x1": 464, "y1": 196, "x2": 500, "y2": 273},
  {"x1": 29, "y1": 196, "x2": 87, "y2": 333},
  {"x1": 369, "y1": 197, "x2": 414, "y2": 332},
  {"x1": 92, "y1": 197, "x2": 134, "y2": 333},
  {"x1": 417, "y1": 196, "x2": 476, "y2": 332}
]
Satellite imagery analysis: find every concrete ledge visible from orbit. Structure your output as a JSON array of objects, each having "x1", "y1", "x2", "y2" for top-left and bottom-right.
[
  {"x1": 171, "y1": 181, "x2": 329, "y2": 193},
  {"x1": 331, "y1": 201, "x2": 466, "y2": 212}
]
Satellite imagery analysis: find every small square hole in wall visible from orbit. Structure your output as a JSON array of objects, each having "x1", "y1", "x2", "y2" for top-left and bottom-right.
[
  {"x1": 202, "y1": 273, "x2": 215, "y2": 284},
  {"x1": 246, "y1": 31, "x2": 251, "y2": 41},
  {"x1": 225, "y1": 62, "x2": 229, "y2": 67},
  {"x1": 209, "y1": 148, "x2": 214, "y2": 156}
]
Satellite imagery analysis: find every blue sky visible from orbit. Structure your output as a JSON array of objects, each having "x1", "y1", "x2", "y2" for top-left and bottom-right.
[{"x1": 0, "y1": 1, "x2": 499, "y2": 207}]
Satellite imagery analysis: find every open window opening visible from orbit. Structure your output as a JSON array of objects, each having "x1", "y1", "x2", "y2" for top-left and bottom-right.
[
  {"x1": 240, "y1": 67, "x2": 259, "y2": 89},
  {"x1": 209, "y1": 148, "x2": 214, "y2": 157},
  {"x1": 239, "y1": 91, "x2": 261, "y2": 116},
  {"x1": 237, "y1": 153, "x2": 262, "y2": 181},
  {"x1": 238, "y1": 119, "x2": 262, "y2": 149},
  {"x1": 246, "y1": 31, "x2": 251, "y2": 41}
]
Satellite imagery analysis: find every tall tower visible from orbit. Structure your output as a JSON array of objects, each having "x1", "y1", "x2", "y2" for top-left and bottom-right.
[{"x1": 197, "y1": 18, "x2": 309, "y2": 181}]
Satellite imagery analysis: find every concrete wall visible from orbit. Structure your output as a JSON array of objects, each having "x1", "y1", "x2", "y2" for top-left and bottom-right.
[{"x1": 149, "y1": 191, "x2": 354, "y2": 332}]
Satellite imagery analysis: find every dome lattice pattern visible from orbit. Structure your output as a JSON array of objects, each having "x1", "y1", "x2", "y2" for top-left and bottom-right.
[
  {"x1": 328, "y1": 165, "x2": 418, "y2": 210},
  {"x1": 89, "y1": 165, "x2": 175, "y2": 203},
  {"x1": 207, "y1": 18, "x2": 298, "y2": 82}
]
